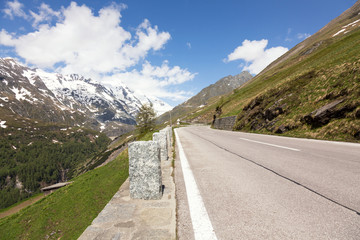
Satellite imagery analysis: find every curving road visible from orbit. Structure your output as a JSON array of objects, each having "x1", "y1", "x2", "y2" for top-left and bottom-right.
[{"x1": 175, "y1": 126, "x2": 360, "y2": 240}]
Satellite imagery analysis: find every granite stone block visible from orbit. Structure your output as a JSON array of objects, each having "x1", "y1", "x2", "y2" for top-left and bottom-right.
[
  {"x1": 153, "y1": 132, "x2": 168, "y2": 161},
  {"x1": 128, "y1": 141, "x2": 162, "y2": 200}
]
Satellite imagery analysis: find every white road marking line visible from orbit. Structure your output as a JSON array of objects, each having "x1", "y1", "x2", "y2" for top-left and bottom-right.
[
  {"x1": 175, "y1": 129, "x2": 218, "y2": 240},
  {"x1": 239, "y1": 137, "x2": 301, "y2": 152}
]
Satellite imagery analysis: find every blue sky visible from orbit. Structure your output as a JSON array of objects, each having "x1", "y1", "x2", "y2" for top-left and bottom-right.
[{"x1": 0, "y1": 0, "x2": 357, "y2": 106}]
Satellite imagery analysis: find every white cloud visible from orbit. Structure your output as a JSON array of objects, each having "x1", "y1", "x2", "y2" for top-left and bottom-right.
[
  {"x1": 0, "y1": 2, "x2": 171, "y2": 74},
  {"x1": 3, "y1": 0, "x2": 28, "y2": 20},
  {"x1": 0, "y1": 1, "x2": 194, "y2": 103},
  {"x1": 297, "y1": 33, "x2": 311, "y2": 40},
  {"x1": 103, "y1": 61, "x2": 196, "y2": 101},
  {"x1": 225, "y1": 39, "x2": 288, "y2": 75},
  {"x1": 29, "y1": 3, "x2": 61, "y2": 28},
  {"x1": 0, "y1": 29, "x2": 15, "y2": 46},
  {"x1": 186, "y1": 42, "x2": 191, "y2": 49}
]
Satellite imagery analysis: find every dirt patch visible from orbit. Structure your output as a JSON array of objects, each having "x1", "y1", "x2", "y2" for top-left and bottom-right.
[{"x1": 0, "y1": 194, "x2": 44, "y2": 219}]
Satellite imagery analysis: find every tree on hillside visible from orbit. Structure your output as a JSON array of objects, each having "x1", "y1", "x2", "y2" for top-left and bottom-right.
[{"x1": 136, "y1": 104, "x2": 156, "y2": 134}]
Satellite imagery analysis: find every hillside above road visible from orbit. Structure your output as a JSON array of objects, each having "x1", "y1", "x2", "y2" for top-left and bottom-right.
[
  {"x1": 181, "y1": 1, "x2": 360, "y2": 142},
  {"x1": 157, "y1": 71, "x2": 252, "y2": 124}
]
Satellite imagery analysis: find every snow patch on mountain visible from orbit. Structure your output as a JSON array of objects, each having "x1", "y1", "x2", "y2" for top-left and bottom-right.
[
  {"x1": 0, "y1": 120, "x2": 7, "y2": 128},
  {"x1": 333, "y1": 19, "x2": 360, "y2": 37},
  {"x1": 10, "y1": 86, "x2": 36, "y2": 102},
  {"x1": 1, "y1": 57, "x2": 172, "y2": 137},
  {"x1": 0, "y1": 97, "x2": 9, "y2": 102}
]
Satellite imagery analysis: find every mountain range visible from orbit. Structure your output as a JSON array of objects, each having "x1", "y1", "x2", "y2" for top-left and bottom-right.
[
  {"x1": 0, "y1": 57, "x2": 171, "y2": 138},
  {"x1": 157, "y1": 71, "x2": 253, "y2": 124}
]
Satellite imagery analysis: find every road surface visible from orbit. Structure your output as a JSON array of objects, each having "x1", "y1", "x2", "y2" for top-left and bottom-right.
[{"x1": 175, "y1": 126, "x2": 360, "y2": 240}]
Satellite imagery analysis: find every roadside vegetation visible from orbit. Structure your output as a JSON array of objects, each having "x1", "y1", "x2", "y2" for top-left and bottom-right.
[
  {"x1": 0, "y1": 102, "x2": 168, "y2": 239},
  {"x1": 0, "y1": 149, "x2": 129, "y2": 240},
  {"x1": 183, "y1": 24, "x2": 360, "y2": 142},
  {"x1": 0, "y1": 119, "x2": 111, "y2": 210}
]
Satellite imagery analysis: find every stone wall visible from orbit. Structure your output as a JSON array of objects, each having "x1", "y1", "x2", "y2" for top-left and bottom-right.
[{"x1": 212, "y1": 116, "x2": 236, "y2": 130}]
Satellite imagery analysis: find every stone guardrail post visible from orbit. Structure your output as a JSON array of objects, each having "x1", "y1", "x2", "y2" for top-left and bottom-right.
[
  {"x1": 153, "y1": 132, "x2": 168, "y2": 161},
  {"x1": 128, "y1": 141, "x2": 162, "y2": 200},
  {"x1": 160, "y1": 127, "x2": 172, "y2": 157}
]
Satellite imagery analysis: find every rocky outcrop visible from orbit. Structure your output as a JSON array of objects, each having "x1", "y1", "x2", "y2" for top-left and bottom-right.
[
  {"x1": 235, "y1": 96, "x2": 290, "y2": 133},
  {"x1": 302, "y1": 99, "x2": 358, "y2": 128}
]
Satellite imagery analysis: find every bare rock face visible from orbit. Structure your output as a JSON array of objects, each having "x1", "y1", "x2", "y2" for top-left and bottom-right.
[
  {"x1": 355, "y1": 108, "x2": 360, "y2": 119},
  {"x1": 303, "y1": 99, "x2": 344, "y2": 127},
  {"x1": 302, "y1": 99, "x2": 358, "y2": 128},
  {"x1": 128, "y1": 141, "x2": 162, "y2": 200},
  {"x1": 235, "y1": 95, "x2": 289, "y2": 133}
]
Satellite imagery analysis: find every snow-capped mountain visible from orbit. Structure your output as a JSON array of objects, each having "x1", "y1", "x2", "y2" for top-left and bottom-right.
[{"x1": 0, "y1": 57, "x2": 172, "y2": 137}]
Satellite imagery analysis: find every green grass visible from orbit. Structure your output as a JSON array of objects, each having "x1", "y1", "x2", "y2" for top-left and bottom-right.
[
  {"x1": 0, "y1": 193, "x2": 43, "y2": 214},
  {"x1": 0, "y1": 150, "x2": 129, "y2": 240},
  {"x1": 187, "y1": 27, "x2": 360, "y2": 142}
]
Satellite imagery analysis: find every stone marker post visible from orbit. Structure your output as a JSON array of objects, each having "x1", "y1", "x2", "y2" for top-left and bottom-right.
[
  {"x1": 153, "y1": 132, "x2": 168, "y2": 161},
  {"x1": 160, "y1": 127, "x2": 172, "y2": 157},
  {"x1": 128, "y1": 141, "x2": 162, "y2": 200}
]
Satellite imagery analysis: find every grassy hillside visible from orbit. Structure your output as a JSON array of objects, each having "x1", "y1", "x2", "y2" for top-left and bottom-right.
[
  {"x1": 0, "y1": 116, "x2": 111, "y2": 210},
  {"x1": 0, "y1": 150, "x2": 129, "y2": 240},
  {"x1": 183, "y1": 6, "x2": 360, "y2": 142}
]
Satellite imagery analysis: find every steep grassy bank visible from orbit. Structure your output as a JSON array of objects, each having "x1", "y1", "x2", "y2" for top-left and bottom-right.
[
  {"x1": 0, "y1": 150, "x2": 129, "y2": 240},
  {"x1": 184, "y1": 18, "x2": 360, "y2": 142}
]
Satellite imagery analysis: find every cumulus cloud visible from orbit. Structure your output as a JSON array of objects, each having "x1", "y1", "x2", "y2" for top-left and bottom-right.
[
  {"x1": 0, "y1": 2, "x2": 150, "y2": 73},
  {"x1": 0, "y1": 2, "x2": 195, "y2": 102},
  {"x1": 29, "y1": 3, "x2": 61, "y2": 28},
  {"x1": 103, "y1": 60, "x2": 196, "y2": 101},
  {"x1": 0, "y1": 29, "x2": 15, "y2": 46},
  {"x1": 225, "y1": 39, "x2": 288, "y2": 75},
  {"x1": 3, "y1": 0, "x2": 28, "y2": 20}
]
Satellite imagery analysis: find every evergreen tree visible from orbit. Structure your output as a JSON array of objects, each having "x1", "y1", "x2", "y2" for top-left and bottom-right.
[{"x1": 136, "y1": 104, "x2": 156, "y2": 134}]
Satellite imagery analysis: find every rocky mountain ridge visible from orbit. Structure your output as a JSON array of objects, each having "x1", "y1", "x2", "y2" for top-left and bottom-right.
[
  {"x1": 0, "y1": 58, "x2": 171, "y2": 137},
  {"x1": 157, "y1": 71, "x2": 252, "y2": 124}
]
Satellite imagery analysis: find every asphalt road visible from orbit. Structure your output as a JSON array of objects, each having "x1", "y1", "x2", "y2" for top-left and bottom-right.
[{"x1": 175, "y1": 126, "x2": 360, "y2": 240}]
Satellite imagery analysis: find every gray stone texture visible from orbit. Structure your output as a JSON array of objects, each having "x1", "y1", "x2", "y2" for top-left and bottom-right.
[
  {"x1": 213, "y1": 116, "x2": 236, "y2": 130},
  {"x1": 128, "y1": 141, "x2": 162, "y2": 200},
  {"x1": 161, "y1": 127, "x2": 172, "y2": 156},
  {"x1": 153, "y1": 132, "x2": 168, "y2": 161},
  {"x1": 78, "y1": 152, "x2": 176, "y2": 240}
]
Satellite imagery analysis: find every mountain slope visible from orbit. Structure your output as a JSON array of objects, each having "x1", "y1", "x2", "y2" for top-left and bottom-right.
[
  {"x1": 0, "y1": 57, "x2": 171, "y2": 209},
  {"x1": 0, "y1": 58, "x2": 171, "y2": 137},
  {"x1": 0, "y1": 149, "x2": 129, "y2": 240},
  {"x1": 157, "y1": 71, "x2": 252, "y2": 124},
  {"x1": 184, "y1": 2, "x2": 360, "y2": 142}
]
